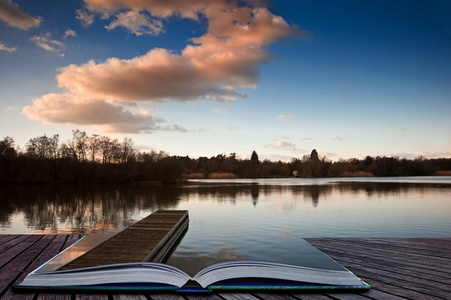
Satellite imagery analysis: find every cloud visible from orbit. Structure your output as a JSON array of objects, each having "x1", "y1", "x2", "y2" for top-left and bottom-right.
[
  {"x1": 56, "y1": 3, "x2": 298, "y2": 103},
  {"x1": 84, "y1": 0, "x2": 210, "y2": 19},
  {"x1": 25, "y1": 0, "x2": 300, "y2": 133},
  {"x1": 64, "y1": 29, "x2": 77, "y2": 38},
  {"x1": 330, "y1": 136, "x2": 343, "y2": 141},
  {"x1": 277, "y1": 114, "x2": 296, "y2": 120},
  {"x1": 413, "y1": 151, "x2": 451, "y2": 159},
  {"x1": 3, "y1": 105, "x2": 18, "y2": 115},
  {"x1": 105, "y1": 10, "x2": 163, "y2": 36},
  {"x1": 22, "y1": 93, "x2": 165, "y2": 133},
  {"x1": 264, "y1": 141, "x2": 301, "y2": 152},
  {"x1": 0, "y1": 0, "x2": 41, "y2": 30},
  {"x1": 161, "y1": 124, "x2": 188, "y2": 132},
  {"x1": 30, "y1": 32, "x2": 64, "y2": 56},
  {"x1": 56, "y1": 48, "x2": 247, "y2": 102},
  {"x1": 0, "y1": 42, "x2": 16, "y2": 52},
  {"x1": 228, "y1": 126, "x2": 240, "y2": 131},
  {"x1": 76, "y1": 9, "x2": 95, "y2": 27},
  {"x1": 213, "y1": 108, "x2": 228, "y2": 114}
]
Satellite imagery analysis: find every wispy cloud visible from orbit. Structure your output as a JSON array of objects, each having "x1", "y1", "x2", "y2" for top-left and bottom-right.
[
  {"x1": 105, "y1": 10, "x2": 163, "y2": 36},
  {"x1": 213, "y1": 108, "x2": 228, "y2": 114},
  {"x1": 0, "y1": 0, "x2": 41, "y2": 30},
  {"x1": 330, "y1": 136, "x2": 343, "y2": 141},
  {"x1": 161, "y1": 124, "x2": 187, "y2": 132},
  {"x1": 265, "y1": 141, "x2": 301, "y2": 152},
  {"x1": 228, "y1": 126, "x2": 240, "y2": 131},
  {"x1": 277, "y1": 114, "x2": 296, "y2": 120},
  {"x1": 30, "y1": 32, "x2": 65, "y2": 56},
  {"x1": 64, "y1": 29, "x2": 77, "y2": 38},
  {"x1": 76, "y1": 9, "x2": 95, "y2": 27},
  {"x1": 3, "y1": 105, "x2": 18, "y2": 115},
  {"x1": 0, "y1": 42, "x2": 16, "y2": 52},
  {"x1": 414, "y1": 151, "x2": 451, "y2": 159},
  {"x1": 84, "y1": 0, "x2": 208, "y2": 19}
]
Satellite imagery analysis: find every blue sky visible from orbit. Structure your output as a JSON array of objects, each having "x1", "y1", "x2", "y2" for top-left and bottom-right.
[{"x1": 1, "y1": 0, "x2": 450, "y2": 162}]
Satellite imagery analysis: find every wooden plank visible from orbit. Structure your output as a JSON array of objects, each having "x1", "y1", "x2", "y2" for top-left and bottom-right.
[
  {"x1": 75, "y1": 294, "x2": 109, "y2": 300},
  {"x1": 321, "y1": 293, "x2": 369, "y2": 300},
  {"x1": 1, "y1": 235, "x2": 62, "y2": 300},
  {"x1": 306, "y1": 238, "x2": 451, "y2": 299},
  {"x1": 0, "y1": 235, "x2": 22, "y2": 244},
  {"x1": 350, "y1": 289, "x2": 406, "y2": 300},
  {"x1": 317, "y1": 238, "x2": 451, "y2": 269},
  {"x1": 306, "y1": 240, "x2": 451, "y2": 277},
  {"x1": 288, "y1": 294, "x2": 334, "y2": 300},
  {"x1": 307, "y1": 241, "x2": 451, "y2": 279},
  {"x1": 0, "y1": 235, "x2": 52, "y2": 298},
  {"x1": 327, "y1": 251, "x2": 451, "y2": 285},
  {"x1": 112, "y1": 294, "x2": 148, "y2": 300},
  {"x1": 251, "y1": 292, "x2": 302, "y2": 300},
  {"x1": 148, "y1": 294, "x2": 186, "y2": 300},
  {"x1": 61, "y1": 234, "x2": 84, "y2": 250},
  {"x1": 328, "y1": 238, "x2": 451, "y2": 259},
  {"x1": 357, "y1": 275, "x2": 444, "y2": 300},
  {"x1": 306, "y1": 238, "x2": 451, "y2": 273},
  {"x1": 37, "y1": 293, "x2": 72, "y2": 300},
  {"x1": 0, "y1": 235, "x2": 36, "y2": 265},
  {"x1": 185, "y1": 294, "x2": 223, "y2": 300},
  {"x1": 218, "y1": 292, "x2": 261, "y2": 300},
  {"x1": 60, "y1": 210, "x2": 188, "y2": 270}
]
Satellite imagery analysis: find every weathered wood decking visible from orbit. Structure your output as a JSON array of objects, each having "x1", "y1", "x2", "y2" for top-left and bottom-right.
[
  {"x1": 1, "y1": 235, "x2": 450, "y2": 299},
  {"x1": 61, "y1": 210, "x2": 189, "y2": 270}
]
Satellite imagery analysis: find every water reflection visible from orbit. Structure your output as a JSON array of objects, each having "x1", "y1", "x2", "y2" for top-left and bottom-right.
[
  {"x1": 0, "y1": 184, "x2": 181, "y2": 233},
  {"x1": 1, "y1": 179, "x2": 450, "y2": 236}
]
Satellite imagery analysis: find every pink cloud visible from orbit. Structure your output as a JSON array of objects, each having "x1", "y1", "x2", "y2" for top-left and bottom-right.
[
  {"x1": 22, "y1": 93, "x2": 165, "y2": 133},
  {"x1": 105, "y1": 10, "x2": 163, "y2": 36},
  {"x1": 0, "y1": 0, "x2": 41, "y2": 30},
  {"x1": 84, "y1": 0, "x2": 211, "y2": 19},
  {"x1": 56, "y1": 2, "x2": 298, "y2": 103},
  {"x1": 24, "y1": 0, "x2": 300, "y2": 133}
]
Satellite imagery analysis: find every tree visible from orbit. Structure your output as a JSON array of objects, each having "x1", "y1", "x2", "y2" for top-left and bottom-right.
[
  {"x1": 88, "y1": 134, "x2": 101, "y2": 163},
  {"x1": 120, "y1": 137, "x2": 135, "y2": 163},
  {"x1": 251, "y1": 150, "x2": 259, "y2": 165},
  {"x1": 310, "y1": 149, "x2": 319, "y2": 161},
  {"x1": 25, "y1": 134, "x2": 59, "y2": 160},
  {"x1": 69, "y1": 130, "x2": 89, "y2": 162},
  {"x1": 0, "y1": 137, "x2": 16, "y2": 158}
]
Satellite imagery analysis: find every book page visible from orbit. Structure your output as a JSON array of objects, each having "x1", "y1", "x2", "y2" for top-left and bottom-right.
[{"x1": 166, "y1": 237, "x2": 346, "y2": 276}]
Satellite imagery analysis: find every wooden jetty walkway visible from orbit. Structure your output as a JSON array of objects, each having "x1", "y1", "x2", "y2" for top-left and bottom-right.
[
  {"x1": 60, "y1": 210, "x2": 189, "y2": 270},
  {"x1": 1, "y1": 217, "x2": 450, "y2": 300}
]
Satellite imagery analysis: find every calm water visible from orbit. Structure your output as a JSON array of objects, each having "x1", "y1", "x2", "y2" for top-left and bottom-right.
[
  {"x1": 1, "y1": 177, "x2": 450, "y2": 237},
  {"x1": 1, "y1": 177, "x2": 450, "y2": 262}
]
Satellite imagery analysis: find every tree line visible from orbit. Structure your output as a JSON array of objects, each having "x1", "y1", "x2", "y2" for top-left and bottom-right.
[{"x1": 1, "y1": 131, "x2": 450, "y2": 184}]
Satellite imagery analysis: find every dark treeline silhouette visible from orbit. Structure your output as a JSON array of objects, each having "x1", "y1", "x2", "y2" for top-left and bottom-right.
[{"x1": 1, "y1": 132, "x2": 451, "y2": 184}]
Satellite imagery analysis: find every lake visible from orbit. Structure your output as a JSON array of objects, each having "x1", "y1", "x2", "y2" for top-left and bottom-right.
[
  {"x1": 2, "y1": 177, "x2": 450, "y2": 266},
  {"x1": 1, "y1": 176, "x2": 450, "y2": 237}
]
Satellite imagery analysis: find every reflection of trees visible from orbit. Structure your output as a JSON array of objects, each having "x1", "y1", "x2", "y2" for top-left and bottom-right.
[
  {"x1": 1, "y1": 182, "x2": 449, "y2": 232},
  {"x1": 0, "y1": 185, "x2": 181, "y2": 233},
  {"x1": 251, "y1": 184, "x2": 259, "y2": 207}
]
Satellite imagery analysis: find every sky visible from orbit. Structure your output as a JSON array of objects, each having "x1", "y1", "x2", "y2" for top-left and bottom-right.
[{"x1": 1, "y1": 0, "x2": 450, "y2": 162}]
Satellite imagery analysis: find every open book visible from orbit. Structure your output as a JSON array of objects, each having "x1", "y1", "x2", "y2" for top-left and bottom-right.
[
  {"x1": 17, "y1": 260, "x2": 370, "y2": 292},
  {"x1": 15, "y1": 237, "x2": 371, "y2": 292}
]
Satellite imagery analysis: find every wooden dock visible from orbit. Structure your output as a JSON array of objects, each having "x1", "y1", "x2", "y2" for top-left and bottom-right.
[
  {"x1": 60, "y1": 210, "x2": 189, "y2": 270},
  {"x1": 1, "y1": 236, "x2": 450, "y2": 299},
  {"x1": 1, "y1": 207, "x2": 450, "y2": 300}
]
